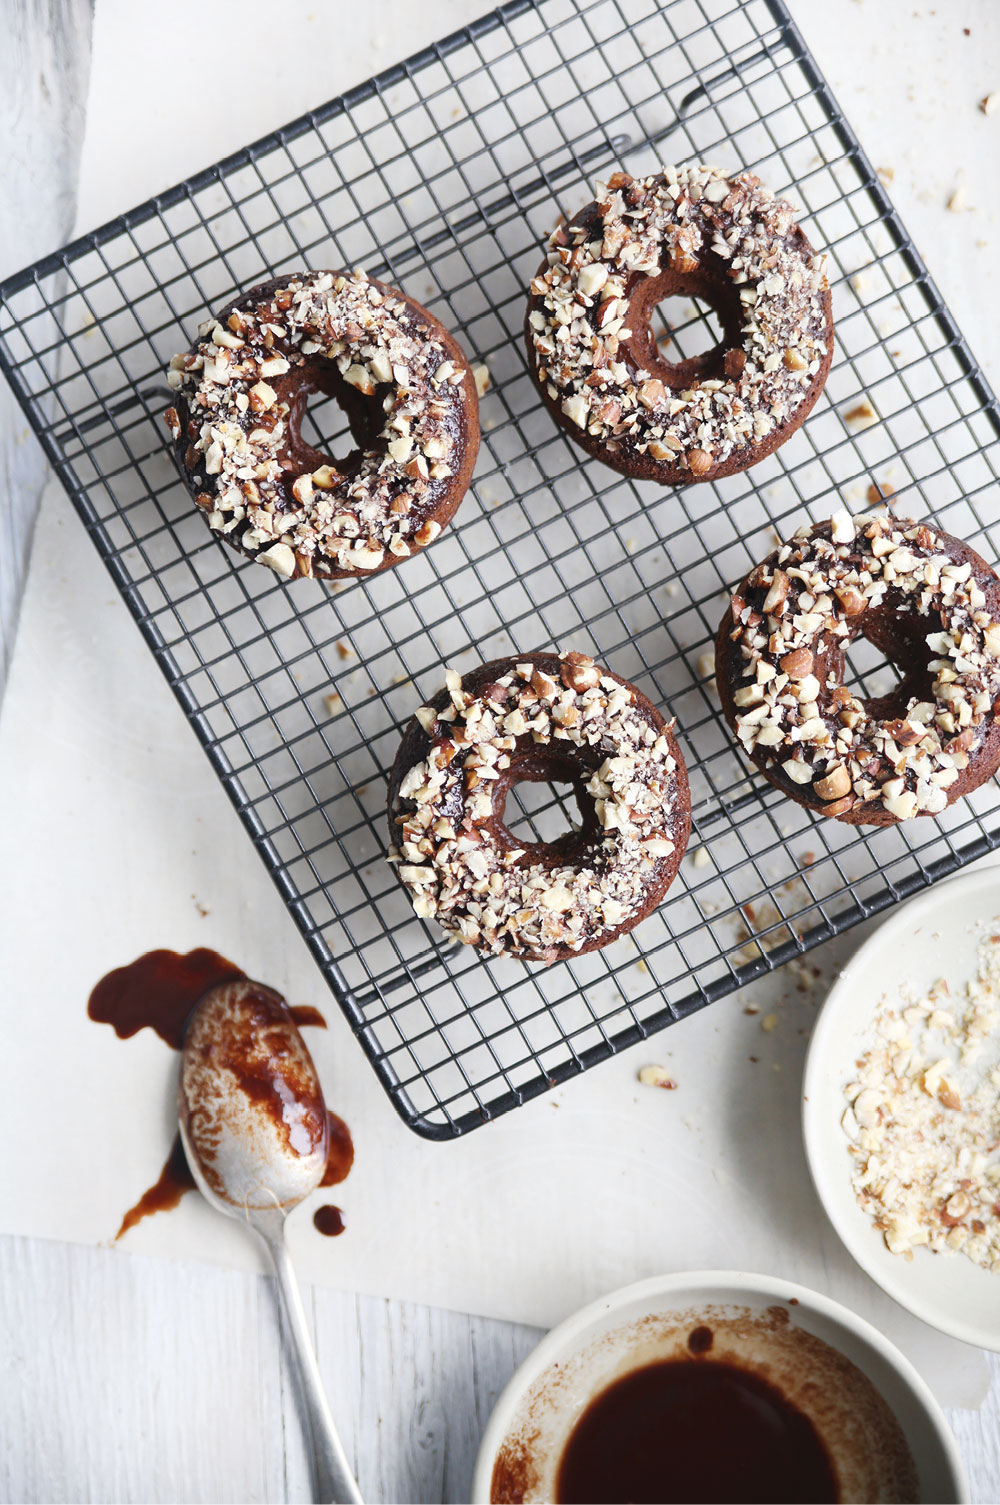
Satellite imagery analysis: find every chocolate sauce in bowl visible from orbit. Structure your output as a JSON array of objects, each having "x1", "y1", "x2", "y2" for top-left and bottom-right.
[
  {"x1": 554, "y1": 1357, "x2": 837, "y2": 1505},
  {"x1": 687, "y1": 1323, "x2": 714, "y2": 1355}
]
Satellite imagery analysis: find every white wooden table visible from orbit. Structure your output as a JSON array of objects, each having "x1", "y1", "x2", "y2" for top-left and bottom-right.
[{"x1": 3, "y1": 2, "x2": 1000, "y2": 1500}]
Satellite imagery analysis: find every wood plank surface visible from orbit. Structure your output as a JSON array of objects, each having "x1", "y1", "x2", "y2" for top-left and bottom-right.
[{"x1": 0, "y1": 0, "x2": 92, "y2": 695}]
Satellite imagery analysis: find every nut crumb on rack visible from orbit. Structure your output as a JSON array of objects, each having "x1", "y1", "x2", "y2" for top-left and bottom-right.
[
  {"x1": 638, "y1": 1064, "x2": 677, "y2": 1089},
  {"x1": 843, "y1": 926, "x2": 1000, "y2": 1268},
  {"x1": 980, "y1": 92, "x2": 998, "y2": 116},
  {"x1": 843, "y1": 400, "x2": 877, "y2": 429}
]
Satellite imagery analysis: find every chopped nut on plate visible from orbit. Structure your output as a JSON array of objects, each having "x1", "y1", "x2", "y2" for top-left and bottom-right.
[{"x1": 843, "y1": 928, "x2": 1000, "y2": 1271}]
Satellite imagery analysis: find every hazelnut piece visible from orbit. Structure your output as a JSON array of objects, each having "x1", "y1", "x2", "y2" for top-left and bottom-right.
[
  {"x1": 762, "y1": 570, "x2": 790, "y2": 614},
  {"x1": 813, "y1": 764, "x2": 852, "y2": 802},
  {"x1": 779, "y1": 647, "x2": 814, "y2": 679},
  {"x1": 834, "y1": 584, "x2": 866, "y2": 617}
]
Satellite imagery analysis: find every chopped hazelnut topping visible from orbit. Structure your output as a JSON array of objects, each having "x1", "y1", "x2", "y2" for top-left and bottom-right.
[
  {"x1": 638, "y1": 1064, "x2": 678, "y2": 1089},
  {"x1": 167, "y1": 269, "x2": 471, "y2": 577},
  {"x1": 723, "y1": 516, "x2": 1000, "y2": 821},
  {"x1": 527, "y1": 164, "x2": 830, "y2": 473},
  {"x1": 390, "y1": 653, "x2": 685, "y2": 961}
]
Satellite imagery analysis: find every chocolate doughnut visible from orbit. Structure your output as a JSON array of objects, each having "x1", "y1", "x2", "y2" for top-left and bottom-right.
[
  {"x1": 388, "y1": 651, "x2": 691, "y2": 962},
  {"x1": 165, "y1": 269, "x2": 479, "y2": 581},
  {"x1": 716, "y1": 512, "x2": 1000, "y2": 824},
  {"x1": 526, "y1": 163, "x2": 833, "y2": 483}
]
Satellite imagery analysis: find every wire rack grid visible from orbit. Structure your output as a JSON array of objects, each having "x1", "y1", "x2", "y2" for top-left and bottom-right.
[{"x1": 2, "y1": 0, "x2": 1000, "y2": 1139}]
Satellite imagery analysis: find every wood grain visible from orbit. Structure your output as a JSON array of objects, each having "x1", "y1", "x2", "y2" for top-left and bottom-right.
[
  {"x1": 0, "y1": 1235, "x2": 541, "y2": 1503},
  {"x1": 4, "y1": 1233, "x2": 999, "y2": 1502},
  {"x1": 0, "y1": 0, "x2": 92, "y2": 696}
]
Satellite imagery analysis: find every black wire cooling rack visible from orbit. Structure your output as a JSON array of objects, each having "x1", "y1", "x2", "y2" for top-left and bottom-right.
[{"x1": 2, "y1": 0, "x2": 1000, "y2": 1139}]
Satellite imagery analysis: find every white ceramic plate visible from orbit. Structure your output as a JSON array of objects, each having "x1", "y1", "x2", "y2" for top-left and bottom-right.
[
  {"x1": 803, "y1": 865, "x2": 1000, "y2": 1350},
  {"x1": 471, "y1": 1270, "x2": 966, "y2": 1503}
]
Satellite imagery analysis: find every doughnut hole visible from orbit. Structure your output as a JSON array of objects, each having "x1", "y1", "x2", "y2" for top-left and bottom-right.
[
  {"x1": 502, "y1": 778, "x2": 579, "y2": 846},
  {"x1": 821, "y1": 605, "x2": 937, "y2": 723},
  {"x1": 625, "y1": 266, "x2": 745, "y2": 391},
  {"x1": 276, "y1": 362, "x2": 394, "y2": 486},
  {"x1": 298, "y1": 384, "x2": 354, "y2": 458},
  {"x1": 490, "y1": 751, "x2": 601, "y2": 868},
  {"x1": 652, "y1": 294, "x2": 724, "y2": 364}
]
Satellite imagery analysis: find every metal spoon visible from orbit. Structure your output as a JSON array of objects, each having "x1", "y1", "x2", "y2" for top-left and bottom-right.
[{"x1": 178, "y1": 976, "x2": 362, "y2": 1505}]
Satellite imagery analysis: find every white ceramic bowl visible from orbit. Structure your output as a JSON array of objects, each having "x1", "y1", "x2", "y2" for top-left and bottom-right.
[
  {"x1": 471, "y1": 1270, "x2": 966, "y2": 1503},
  {"x1": 803, "y1": 865, "x2": 1000, "y2": 1350}
]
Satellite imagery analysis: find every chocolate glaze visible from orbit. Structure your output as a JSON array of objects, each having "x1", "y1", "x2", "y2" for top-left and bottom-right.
[
  {"x1": 525, "y1": 188, "x2": 833, "y2": 487},
  {"x1": 322, "y1": 1112, "x2": 355, "y2": 1186},
  {"x1": 491, "y1": 1306, "x2": 917, "y2": 1505},
  {"x1": 387, "y1": 652, "x2": 691, "y2": 962},
  {"x1": 313, "y1": 1205, "x2": 346, "y2": 1237},
  {"x1": 716, "y1": 520, "x2": 1000, "y2": 825},
  {"x1": 115, "y1": 1133, "x2": 195, "y2": 1240},
  {"x1": 88, "y1": 948, "x2": 245, "y2": 1049},
  {"x1": 553, "y1": 1357, "x2": 837, "y2": 1504}
]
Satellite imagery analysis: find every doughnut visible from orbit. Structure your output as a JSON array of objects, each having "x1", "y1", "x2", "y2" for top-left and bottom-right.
[
  {"x1": 525, "y1": 163, "x2": 833, "y2": 483},
  {"x1": 165, "y1": 269, "x2": 479, "y2": 581},
  {"x1": 715, "y1": 511, "x2": 1000, "y2": 824},
  {"x1": 387, "y1": 651, "x2": 691, "y2": 962}
]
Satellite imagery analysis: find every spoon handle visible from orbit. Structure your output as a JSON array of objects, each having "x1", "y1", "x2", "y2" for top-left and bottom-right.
[{"x1": 262, "y1": 1224, "x2": 364, "y2": 1504}]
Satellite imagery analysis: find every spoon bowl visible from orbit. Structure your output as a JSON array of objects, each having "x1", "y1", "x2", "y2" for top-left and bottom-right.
[{"x1": 179, "y1": 976, "x2": 328, "y2": 1212}]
